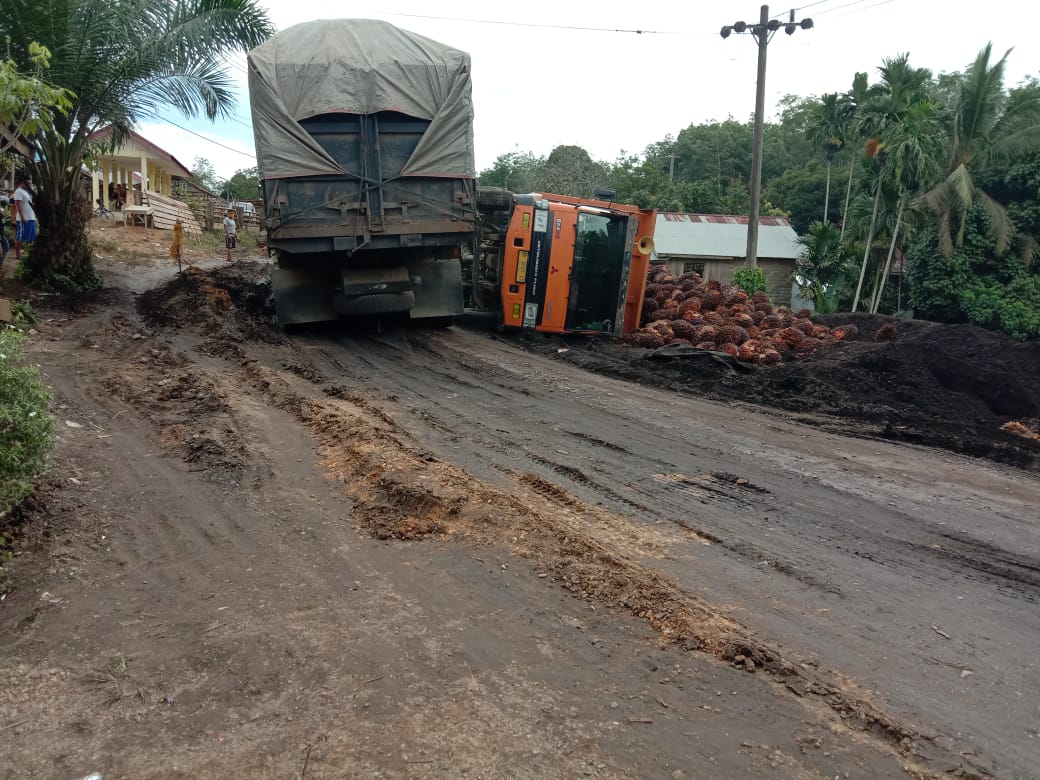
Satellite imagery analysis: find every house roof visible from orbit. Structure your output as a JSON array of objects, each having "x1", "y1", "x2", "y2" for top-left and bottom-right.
[
  {"x1": 653, "y1": 212, "x2": 801, "y2": 261},
  {"x1": 88, "y1": 127, "x2": 193, "y2": 179}
]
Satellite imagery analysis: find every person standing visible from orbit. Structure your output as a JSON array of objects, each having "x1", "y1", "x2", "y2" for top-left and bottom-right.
[
  {"x1": 0, "y1": 191, "x2": 9, "y2": 271},
  {"x1": 13, "y1": 172, "x2": 38, "y2": 262},
  {"x1": 223, "y1": 208, "x2": 237, "y2": 262}
]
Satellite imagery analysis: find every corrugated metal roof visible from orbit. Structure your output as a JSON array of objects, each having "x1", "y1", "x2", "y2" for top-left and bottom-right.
[{"x1": 653, "y1": 212, "x2": 801, "y2": 261}]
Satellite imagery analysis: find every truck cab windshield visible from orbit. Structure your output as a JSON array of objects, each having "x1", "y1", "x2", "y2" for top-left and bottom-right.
[{"x1": 565, "y1": 212, "x2": 628, "y2": 332}]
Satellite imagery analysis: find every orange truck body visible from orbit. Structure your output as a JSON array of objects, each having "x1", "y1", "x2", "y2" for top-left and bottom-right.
[{"x1": 495, "y1": 193, "x2": 656, "y2": 336}]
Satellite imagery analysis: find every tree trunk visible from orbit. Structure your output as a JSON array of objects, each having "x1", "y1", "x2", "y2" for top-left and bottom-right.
[
  {"x1": 23, "y1": 130, "x2": 100, "y2": 291},
  {"x1": 839, "y1": 155, "x2": 857, "y2": 242},
  {"x1": 851, "y1": 171, "x2": 883, "y2": 312},
  {"x1": 870, "y1": 193, "x2": 905, "y2": 314},
  {"x1": 823, "y1": 159, "x2": 832, "y2": 224}
]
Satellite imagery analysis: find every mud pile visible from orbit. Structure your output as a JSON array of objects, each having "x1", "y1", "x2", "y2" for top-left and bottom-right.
[
  {"x1": 137, "y1": 262, "x2": 281, "y2": 355},
  {"x1": 522, "y1": 313, "x2": 1040, "y2": 469}
]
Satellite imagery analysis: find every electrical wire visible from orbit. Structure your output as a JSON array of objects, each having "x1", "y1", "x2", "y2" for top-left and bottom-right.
[
  {"x1": 824, "y1": 0, "x2": 898, "y2": 18},
  {"x1": 155, "y1": 118, "x2": 256, "y2": 159},
  {"x1": 374, "y1": 11, "x2": 712, "y2": 35},
  {"x1": 812, "y1": 0, "x2": 880, "y2": 16}
]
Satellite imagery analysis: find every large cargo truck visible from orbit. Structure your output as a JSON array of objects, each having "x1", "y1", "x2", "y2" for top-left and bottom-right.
[
  {"x1": 248, "y1": 19, "x2": 656, "y2": 334},
  {"x1": 248, "y1": 19, "x2": 477, "y2": 326}
]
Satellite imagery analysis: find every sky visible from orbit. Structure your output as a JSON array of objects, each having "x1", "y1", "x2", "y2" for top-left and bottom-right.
[{"x1": 139, "y1": 0, "x2": 1040, "y2": 180}]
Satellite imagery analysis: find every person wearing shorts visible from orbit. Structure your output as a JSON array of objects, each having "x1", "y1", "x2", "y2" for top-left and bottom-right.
[
  {"x1": 13, "y1": 172, "x2": 37, "y2": 261},
  {"x1": 223, "y1": 209, "x2": 237, "y2": 262}
]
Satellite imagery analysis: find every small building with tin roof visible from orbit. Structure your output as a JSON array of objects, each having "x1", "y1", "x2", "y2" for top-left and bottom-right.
[{"x1": 652, "y1": 213, "x2": 802, "y2": 305}]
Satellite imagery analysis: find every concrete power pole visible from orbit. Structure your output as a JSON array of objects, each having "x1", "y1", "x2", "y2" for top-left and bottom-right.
[{"x1": 721, "y1": 7, "x2": 813, "y2": 269}]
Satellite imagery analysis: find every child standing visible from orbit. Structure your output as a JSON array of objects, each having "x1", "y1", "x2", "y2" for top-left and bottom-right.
[
  {"x1": 223, "y1": 208, "x2": 237, "y2": 262},
  {"x1": 13, "y1": 172, "x2": 38, "y2": 262}
]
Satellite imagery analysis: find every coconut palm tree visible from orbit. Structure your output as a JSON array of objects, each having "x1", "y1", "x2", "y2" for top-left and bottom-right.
[
  {"x1": 807, "y1": 93, "x2": 852, "y2": 224},
  {"x1": 924, "y1": 43, "x2": 1040, "y2": 261},
  {"x1": 0, "y1": 0, "x2": 274, "y2": 287}
]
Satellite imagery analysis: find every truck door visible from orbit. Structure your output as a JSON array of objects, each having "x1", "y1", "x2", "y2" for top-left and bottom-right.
[{"x1": 564, "y1": 211, "x2": 630, "y2": 333}]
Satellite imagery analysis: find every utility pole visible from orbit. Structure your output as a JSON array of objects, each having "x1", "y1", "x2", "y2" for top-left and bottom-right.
[{"x1": 721, "y1": 7, "x2": 813, "y2": 268}]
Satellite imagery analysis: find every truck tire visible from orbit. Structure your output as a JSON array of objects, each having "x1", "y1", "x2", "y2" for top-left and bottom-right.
[
  {"x1": 477, "y1": 186, "x2": 513, "y2": 211},
  {"x1": 341, "y1": 291, "x2": 415, "y2": 316}
]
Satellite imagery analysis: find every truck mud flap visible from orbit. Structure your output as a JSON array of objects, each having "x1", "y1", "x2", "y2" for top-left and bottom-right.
[
  {"x1": 272, "y1": 267, "x2": 337, "y2": 326},
  {"x1": 408, "y1": 258, "x2": 464, "y2": 320}
]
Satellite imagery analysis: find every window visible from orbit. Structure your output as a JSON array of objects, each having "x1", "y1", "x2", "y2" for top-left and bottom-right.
[{"x1": 683, "y1": 261, "x2": 705, "y2": 275}]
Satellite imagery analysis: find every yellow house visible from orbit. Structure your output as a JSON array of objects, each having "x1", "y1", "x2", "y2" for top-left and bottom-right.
[{"x1": 88, "y1": 127, "x2": 192, "y2": 208}]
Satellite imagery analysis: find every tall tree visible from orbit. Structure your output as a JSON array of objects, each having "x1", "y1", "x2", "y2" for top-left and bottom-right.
[
  {"x1": 225, "y1": 166, "x2": 259, "y2": 200},
  {"x1": 0, "y1": 0, "x2": 273, "y2": 288},
  {"x1": 924, "y1": 43, "x2": 1040, "y2": 261},
  {"x1": 534, "y1": 145, "x2": 607, "y2": 198},
  {"x1": 868, "y1": 99, "x2": 945, "y2": 312},
  {"x1": 190, "y1": 156, "x2": 222, "y2": 194},
  {"x1": 850, "y1": 54, "x2": 934, "y2": 311},
  {"x1": 839, "y1": 72, "x2": 869, "y2": 240},
  {"x1": 807, "y1": 93, "x2": 851, "y2": 224}
]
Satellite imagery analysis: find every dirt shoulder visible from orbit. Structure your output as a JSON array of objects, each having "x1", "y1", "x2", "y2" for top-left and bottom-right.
[{"x1": 512, "y1": 312, "x2": 1040, "y2": 470}]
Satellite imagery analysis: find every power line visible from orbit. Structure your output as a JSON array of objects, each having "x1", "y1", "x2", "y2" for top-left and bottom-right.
[
  {"x1": 813, "y1": 0, "x2": 878, "y2": 16},
  {"x1": 375, "y1": 11, "x2": 711, "y2": 35},
  {"x1": 825, "y1": 0, "x2": 897, "y2": 18},
  {"x1": 158, "y1": 117, "x2": 256, "y2": 159}
]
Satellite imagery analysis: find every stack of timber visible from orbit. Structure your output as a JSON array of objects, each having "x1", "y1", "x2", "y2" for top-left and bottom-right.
[{"x1": 142, "y1": 190, "x2": 203, "y2": 237}]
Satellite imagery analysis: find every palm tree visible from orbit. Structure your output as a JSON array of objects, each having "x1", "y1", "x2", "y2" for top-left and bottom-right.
[
  {"x1": 807, "y1": 93, "x2": 851, "y2": 224},
  {"x1": 925, "y1": 43, "x2": 1040, "y2": 261},
  {"x1": 867, "y1": 100, "x2": 945, "y2": 313},
  {"x1": 794, "y1": 221, "x2": 855, "y2": 312},
  {"x1": 850, "y1": 54, "x2": 934, "y2": 311},
  {"x1": 0, "y1": 1, "x2": 274, "y2": 287},
  {"x1": 839, "y1": 72, "x2": 869, "y2": 241}
]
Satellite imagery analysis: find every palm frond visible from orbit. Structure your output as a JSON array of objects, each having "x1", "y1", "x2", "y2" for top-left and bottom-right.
[{"x1": 976, "y1": 190, "x2": 1013, "y2": 255}]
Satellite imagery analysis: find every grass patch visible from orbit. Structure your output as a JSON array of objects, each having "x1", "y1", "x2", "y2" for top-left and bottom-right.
[{"x1": 0, "y1": 323, "x2": 55, "y2": 521}]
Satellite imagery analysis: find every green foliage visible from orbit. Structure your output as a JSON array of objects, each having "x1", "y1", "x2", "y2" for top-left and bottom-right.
[
  {"x1": 225, "y1": 166, "x2": 260, "y2": 200},
  {"x1": 0, "y1": 40, "x2": 73, "y2": 156},
  {"x1": 191, "y1": 157, "x2": 223, "y2": 194},
  {"x1": 959, "y1": 275, "x2": 1040, "y2": 340},
  {"x1": 535, "y1": 145, "x2": 608, "y2": 198},
  {"x1": 764, "y1": 160, "x2": 833, "y2": 233},
  {"x1": 0, "y1": 326, "x2": 55, "y2": 520},
  {"x1": 732, "y1": 267, "x2": 767, "y2": 295},
  {"x1": 906, "y1": 206, "x2": 1040, "y2": 338},
  {"x1": 0, "y1": 1, "x2": 274, "y2": 287},
  {"x1": 795, "y1": 221, "x2": 857, "y2": 310}
]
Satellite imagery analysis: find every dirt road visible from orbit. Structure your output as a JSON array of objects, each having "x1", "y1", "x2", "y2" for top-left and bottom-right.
[{"x1": 2, "y1": 262, "x2": 1038, "y2": 778}]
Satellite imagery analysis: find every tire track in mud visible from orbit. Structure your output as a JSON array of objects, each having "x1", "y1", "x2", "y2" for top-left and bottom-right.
[
  {"x1": 116, "y1": 267, "x2": 1040, "y2": 777},
  {"x1": 207, "y1": 348, "x2": 958, "y2": 776},
  {"x1": 275, "y1": 331, "x2": 868, "y2": 604}
]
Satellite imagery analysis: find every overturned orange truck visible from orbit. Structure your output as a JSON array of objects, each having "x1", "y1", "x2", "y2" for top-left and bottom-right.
[{"x1": 247, "y1": 19, "x2": 655, "y2": 335}]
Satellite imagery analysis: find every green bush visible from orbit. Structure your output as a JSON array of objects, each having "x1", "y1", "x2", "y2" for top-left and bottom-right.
[
  {"x1": 960, "y1": 275, "x2": 1040, "y2": 340},
  {"x1": 732, "y1": 267, "x2": 767, "y2": 295},
  {"x1": 0, "y1": 325, "x2": 55, "y2": 518},
  {"x1": 906, "y1": 206, "x2": 1040, "y2": 340}
]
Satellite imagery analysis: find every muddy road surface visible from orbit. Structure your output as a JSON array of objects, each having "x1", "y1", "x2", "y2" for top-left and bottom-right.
[{"x1": 2, "y1": 263, "x2": 1038, "y2": 778}]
